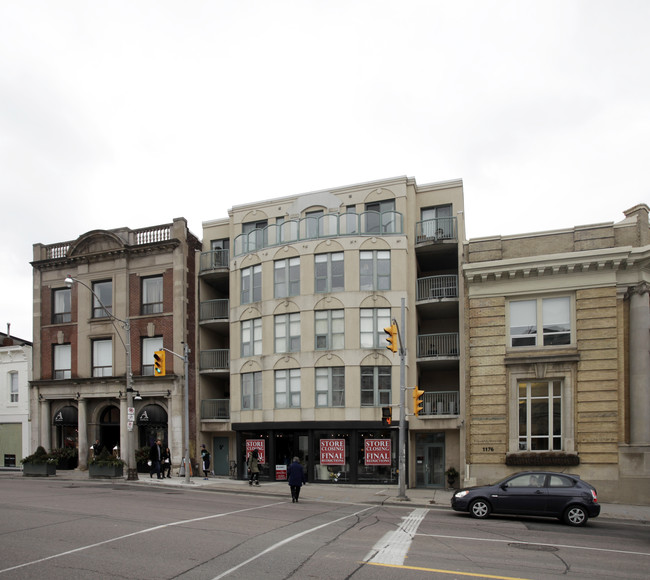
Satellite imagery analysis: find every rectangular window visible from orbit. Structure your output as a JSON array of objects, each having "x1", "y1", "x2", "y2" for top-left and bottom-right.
[
  {"x1": 510, "y1": 296, "x2": 571, "y2": 347},
  {"x1": 315, "y1": 367, "x2": 345, "y2": 407},
  {"x1": 360, "y1": 366, "x2": 391, "y2": 406},
  {"x1": 344, "y1": 205, "x2": 358, "y2": 234},
  {"x1": 360, "y1": 308, "x2": 391, "y2": 348},
  {"x1": 52, "y1": 288, "x2": 71, "y2": 324},
  {"x1": 274, "y1": 313, "x2": 300, "y2": 353},
  {"x1": 241, "y1": 318, "x2": 262, "y2": 356},
  {"x1": 142, "y1": 276, "x2": 163, "y2": 315},
  {"x1": 274, "y1": 257, "x2": 300, "y2": 298},
  {"x1": 210, "y1": 238, "x2": 230, "y2": 268},
  {"x1": 359, "y1": 250, "x2": 391, "y2": 291},
  {"x1": 241, "y1": 371, "x2": 262, "y2": 410},
  {"x1": 53, "y1": 344, "x2": 71, "y2": 379},
  {"x1": 421, "y1": 205, "x2": 453, "y2": 240},
  {"x1": 365, "y1": 199, "x2": 396, "y2": 234},
  {"x1": 242, "y1": 220, "x2": 268, "y2": 252},
  {"x1": 142, "y1": 337, "x2": 163, "y2": 376},
  {"x1": 518, "y1": 380, "x2": 562, "y2": 451},
  {"x1": 315, "y1": 252, "x2": 344, "y2": 293},
  {"x1": 315, "y1": 309, "x2": 344, "y2": 350},
  {"x1": 241, "y1": 265, "x2": 262, "y2": 304},
  {"x1": 92, "y1": 281, "x2": 112, "y2": 318},
  {"x1": 275, "y1": 369, "x2": 301, "y2": 408},
  {"x1": 9, "y1": 372, "x2": 18, "y2": 402},
  {"x1": 92, "y1": 339, "x2": 112, "y2": 377},
  {"x1": 305, "y1": 210, "x2": 324, "y2": 239}
]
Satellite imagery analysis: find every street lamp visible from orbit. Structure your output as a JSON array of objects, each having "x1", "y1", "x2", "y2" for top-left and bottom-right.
[{"x1": 65, "y1": 275, "x2": 139, "y2": 480}]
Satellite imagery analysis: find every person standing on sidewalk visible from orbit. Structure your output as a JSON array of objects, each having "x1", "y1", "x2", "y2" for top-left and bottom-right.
[
  {"x1": 200, "y1": 444, "x2": 211, "y2": 480},
  {"x1": 150, "y1": 439, "x2": 163, "y2": 479},
  {"x1": 161, "y1": 446, "x2": 172, "y2": 478},
  {"x1": 248, "y1": 449, "x2": 260, "y2": 486},
  {"x1": 287, "y1": 457, "x2": 305, "y2": 503}
]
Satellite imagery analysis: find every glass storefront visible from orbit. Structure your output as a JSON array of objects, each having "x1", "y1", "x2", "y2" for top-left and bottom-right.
[{"x1": 236, "y1": 424, "x2": 398, "y2": 485}]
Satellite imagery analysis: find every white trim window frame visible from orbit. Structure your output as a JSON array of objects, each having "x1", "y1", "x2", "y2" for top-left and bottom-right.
[
  {"x1": 518, "y1": 379, "x2": 563, "y2": 451},
  {"x1": 274, "y1": 257, "x2": 300, "y2": 298},
  {"x1": 315, "y1": 366, "x2": 345, "y2": 407},
  {"x1": 315, "y1": 252, "x2": 344, "y2": 293},
  {"x1": 241, "y1": 371, "x2": 262, "y2": 410},
  {"x1": 315, "y1": 309, "x2": 344, "y2": 350},
  {"x1": 275, "y1": 369, "x2": 301, "y2": 408},
  {"x1": 241, "y1": 265, "x2": 262, "y2": 304},
  {"x1": 241, "y1": 318, "x2": 262, "y2": 357},
  {"x1": 360, "y1": 308, "x2": 391, "y2": 349},
  {"x1": 360, "y1": 250, "x2": 391, "y2": 291},
  {"x1": 509, "y1": 296, "x2": 572, "y2": 347},
  {"x1": 9, "y1": 371, "x2": 19, "y2": 403},
  {"x1": 274, "y1": 313, "x2": 300, "y2": 353}
]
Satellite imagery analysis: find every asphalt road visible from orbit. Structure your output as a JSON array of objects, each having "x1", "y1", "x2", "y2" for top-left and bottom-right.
[{"x1": 0, "y1": 477, "x2": 648, "y2": 579}]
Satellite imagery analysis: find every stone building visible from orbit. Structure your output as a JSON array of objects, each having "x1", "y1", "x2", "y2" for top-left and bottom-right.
[
  {"x1": 31, "y1": 218, "x2": 200, "y2": 475},
  {"x1": 198, "y1": 176, "x2": 467, "y2": 487},
  {"x1": 463, "y1": 204, "x2": 650, "y2": 504},
  {"x1": 0, "y1": 327, "x2": 32, "y2": 467}
]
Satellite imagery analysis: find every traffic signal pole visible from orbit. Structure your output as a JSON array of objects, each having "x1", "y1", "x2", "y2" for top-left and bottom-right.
[{"x1": 397, "y1": 298, "x2": 408, "y2": 500}]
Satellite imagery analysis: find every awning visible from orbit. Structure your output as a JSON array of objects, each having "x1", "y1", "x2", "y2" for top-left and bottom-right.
[
  {"x1": 137, "y1": 404, "x2": 168, "y2": 426},
  {"x1": 53, "y1": 405, "x2": 78, "y2": 426}
]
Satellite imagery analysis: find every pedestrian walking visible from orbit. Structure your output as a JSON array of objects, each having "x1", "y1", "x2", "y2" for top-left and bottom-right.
[
  {"x1": 150, "y1": 439, "x2": 163, "y2": 479},
  {"x1": 287, "y1": 456, "x2": 305, "y2": 503},
  {"x1": 248, "y1": 449, "x2": 260, "y2": 486},
  {"x1": 201, "y1": 444, "x2": 211, "y2": 480},
  {"x1": 92, "y1": 439, "x2": 103, "y2": 458},
  {"x1": 162, "y1": 446, "x2": 172, "y2": 478}
]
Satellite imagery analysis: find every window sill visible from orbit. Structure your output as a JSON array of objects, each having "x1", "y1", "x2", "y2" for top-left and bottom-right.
[
  {"x1": 504, "y1": 347, "x2": 579, "y2": 366},
  {"x1": 506, "y1": 452, "x2": 580, "y2": 467}
]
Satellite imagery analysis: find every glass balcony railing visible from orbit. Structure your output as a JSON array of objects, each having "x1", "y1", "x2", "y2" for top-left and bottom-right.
[
  {"x1": 199, "y1": 249, "x2": 230, "y2": 272},
  {"x1": 232, "y1": 210, "x2": 404, "y2": 257}
]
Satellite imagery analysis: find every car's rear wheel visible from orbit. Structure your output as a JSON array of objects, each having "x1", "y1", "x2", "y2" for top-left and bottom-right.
[
  {"x1": 563, "y1": 505, "x2": 588, "y2": 526},
  {"x1": 469, "y1": 499, "x2": 491, "y2": 519}
]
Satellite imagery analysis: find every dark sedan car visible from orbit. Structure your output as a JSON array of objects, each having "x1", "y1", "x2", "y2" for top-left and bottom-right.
[{"x1": 451, "y1": 471, "x2": 600, "y2": 526}]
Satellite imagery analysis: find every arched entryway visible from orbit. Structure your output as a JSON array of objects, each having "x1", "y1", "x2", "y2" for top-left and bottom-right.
[
  {"x1": 99, "y1": 405, "x2": 121, "y2": 455},
  {"x1": 137, "y1": 404, "x2": 168, "y2": 449}
]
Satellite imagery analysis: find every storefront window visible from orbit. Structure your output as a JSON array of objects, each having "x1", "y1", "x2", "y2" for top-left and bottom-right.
[{"x1": 357, "y1": 431, "x2": 397, "y2": 484}]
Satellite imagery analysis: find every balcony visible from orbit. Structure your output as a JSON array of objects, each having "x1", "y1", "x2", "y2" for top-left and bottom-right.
[
  {"x1": 417, "y1": 333, "x2": 459, "y2": 370},
  {"x1": 415, "y1": 217, "x2": 457, "y2": 244},
  {"x1": 416, "y1": 275, "x2": 459, "y2": 318},
  {"x1": 232, "y1": 210, "x2": 404, "y2": 257},
  {"x1": 201, "y1": 399, "x2": 230, "y2": 420},
  {"x1": 199, "y1": 350, "x2": 230, "y2": 373},
  {"x1": 421, "y1": 391, "x2": 459, "y2": 416},
  {"x1": 200, "y1": 299, "x2": 229, "y2": 330}
]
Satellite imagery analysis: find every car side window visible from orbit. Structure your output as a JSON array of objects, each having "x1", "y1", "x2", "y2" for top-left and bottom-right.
[
  {"x1": 549, "y1": 475, "x2": 574, "y2": 487},
  {"x1": 506, "y1": 475, "x2": 532, "y2": 488}
]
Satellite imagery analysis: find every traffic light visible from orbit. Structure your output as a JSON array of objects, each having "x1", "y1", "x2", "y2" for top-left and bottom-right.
[
  {"x1": 381, "y1": 406, "x2": 392, "y2": 427},
  {"x1": 153, "y1": 350, "x2": 166, "y2": 376},
  {"x1": 384, "y1": 322, "x2": 398, "y2": 353},
  {"x1": 413, "y1": 386, "x2": 424, "y2": 416}
]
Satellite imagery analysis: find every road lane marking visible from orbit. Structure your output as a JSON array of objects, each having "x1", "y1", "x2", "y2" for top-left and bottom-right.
[
  {"x1": 0, "y1": 501, "x2": 287, "y2": 575},
  {"x1": 211, "y1": 505, "x2": 375, "y2": 580},
  {"x1": 366, "y1": 562, "x2": 531, "y2": 580},
  {"x1": 364, "y1": 508, "x2": 428, "y2": 565},
  {"x1": 415, "y1": 532, "x2": 650, "y2": 557}
]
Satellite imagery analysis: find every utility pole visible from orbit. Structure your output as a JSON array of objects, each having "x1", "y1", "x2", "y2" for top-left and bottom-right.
[{"x1": 397, "y1": 297, "x2": 408, "y2": 500}]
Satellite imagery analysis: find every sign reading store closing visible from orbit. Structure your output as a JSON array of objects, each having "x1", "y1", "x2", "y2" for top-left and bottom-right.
[
  {"x1": 320, "y1": 439, "x2": 345, "y2": 465},
  {"x1": 364, "y1": 439, "x2": 391, "y2": 466}
]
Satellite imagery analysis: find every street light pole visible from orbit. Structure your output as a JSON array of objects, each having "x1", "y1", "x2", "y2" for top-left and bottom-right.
[{"x1": 65, "y1": 275, "x2": 139, "y2": 480}]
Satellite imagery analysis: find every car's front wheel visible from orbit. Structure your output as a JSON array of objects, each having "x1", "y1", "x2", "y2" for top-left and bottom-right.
[
  {"x1": 469, "y1": 499, "x2": 491, "y2": 519},
  {"x1": 563, "y1": 505, "x2": 588, "y2": 526}
]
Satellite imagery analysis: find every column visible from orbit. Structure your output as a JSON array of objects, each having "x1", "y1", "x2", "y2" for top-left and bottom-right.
[
  {"x1": 628, "y1": 282, "x2": 650, "y2": 445},
  {"x1": 78, "y1": 398, "x2": 88, "y2": 470},
  {"x1": 40, "y1": 399, "x2": 51, "y2": 451}
]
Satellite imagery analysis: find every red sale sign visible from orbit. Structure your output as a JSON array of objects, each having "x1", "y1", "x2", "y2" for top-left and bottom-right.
[
  {"x1": 364, "y1": 439, "x2": 391, "y2": 466},
  {"x1": 320, "y1": 439, "x2": 345, "y2": 465},
  {"x1": 245, "y1": 439, "x2": 266, "y2": 464}
]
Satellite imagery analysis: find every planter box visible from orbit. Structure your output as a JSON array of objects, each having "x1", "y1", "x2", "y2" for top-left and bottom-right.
[
  {"x1": 89, "y1": 464, "x2": 124, "y2": 478},
  {"x1": 23, "y1": 463, "x2": 56, "y2": 477}
]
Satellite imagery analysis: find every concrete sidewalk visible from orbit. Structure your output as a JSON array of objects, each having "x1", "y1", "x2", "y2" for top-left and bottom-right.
[{"x1": 6, "y1": 468, "x2": 648, "y2": 523}]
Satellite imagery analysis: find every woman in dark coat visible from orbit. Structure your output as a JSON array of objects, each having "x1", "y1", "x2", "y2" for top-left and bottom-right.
[{"x1": 287, "y1": 457, "x2": 305, "y2": 503}]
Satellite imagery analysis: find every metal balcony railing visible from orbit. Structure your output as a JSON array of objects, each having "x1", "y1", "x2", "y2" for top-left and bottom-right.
[
  {"x1": 422, "y1": 391, "x2": 459, "y2": 416},
  {"x1": 200, "y1": 299, "x2": 229, "y2": 322},
  {"x1": 415, "y1": 217, "x2": 457, "y2": 243},
  {"x1": 416, "y1": 275, "x2": 458, "y2": 300},
  {"x1": 417, "y1": 333, "x2": 459, "y2": 357},
  {"x1": 201, "y1": 399, "x2": 230, "y2": 420},
  {"x1": 199, "y1": 349, "x2": 230, "y2": 371}
]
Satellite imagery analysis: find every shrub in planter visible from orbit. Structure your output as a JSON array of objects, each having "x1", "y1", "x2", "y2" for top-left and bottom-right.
[
  {"x1": 445, "y1": 467, "x2": 459, "y2": 487},
  {"x1": 135, "y1": 446, "x2": 152, "y2": 473},
  {"x1": 51, "y1": 447, "x2": 79, "y2": 470},
  {"x1": 22, "y1": 446, "x2": 57, "y2": 476},
  {"x1": 505, "y1": 452, "x2": 580, "y2": 467},
  {"x1": 89, "y1": 448, "x2": 126, "y2": 478}
]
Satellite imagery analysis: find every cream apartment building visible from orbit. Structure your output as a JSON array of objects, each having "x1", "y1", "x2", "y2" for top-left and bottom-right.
[
  {"x1": 198, "y1": 176, "x2": 466, "y2": 487},
  {"x1": 463, "y1": 204, "x2": 650, "y2": 504}
]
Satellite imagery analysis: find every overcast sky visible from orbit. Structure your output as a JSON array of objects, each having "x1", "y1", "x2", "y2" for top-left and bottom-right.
[{"x1": 2, "y1": 1, "x2": 648, "y2": 341}]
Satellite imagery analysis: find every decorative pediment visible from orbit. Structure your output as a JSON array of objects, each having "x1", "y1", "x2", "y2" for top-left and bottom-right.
[{"x1": 67, "y1": 231, "x2": 126, "y2": 257}]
